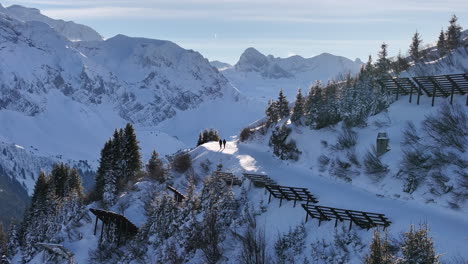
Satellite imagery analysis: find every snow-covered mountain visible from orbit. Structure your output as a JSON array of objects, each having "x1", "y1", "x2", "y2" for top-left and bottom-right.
[
  {"x1": 0, "y1": 8, "x2": 263, "y2": 225},
  {"x1": 222, "y1": 47, "x2": 363, "y2": 103},
  {"x1": 0, "y1": 4, "x2": 103, "y2": 41},
  {"x1": 210, "y1": 60, "x2": 232, "y2": 70}
]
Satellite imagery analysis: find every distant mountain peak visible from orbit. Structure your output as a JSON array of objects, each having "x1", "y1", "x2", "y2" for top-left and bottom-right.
[{"x1": 1, "y1": 4, "x2": 103, "y2": 42}]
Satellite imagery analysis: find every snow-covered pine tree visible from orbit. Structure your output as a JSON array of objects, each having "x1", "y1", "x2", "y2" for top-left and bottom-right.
[
  {"x1": 277, "y1": 89, "x2": 290, "y2": 119},
  {"x1": 269, "y1": 125, "x2": 301, "y2": 160},
  {"x1": 145, "y1": 195, "x2": 181, "y2": 247},
  {"x1": 0, "y1": 223, "x2": 7, "y2": 258},
  {"x1": 376, "y1": 43, "x2": 391, "y2": 78},
  {"x1": 364, "y1": 229, "x2": 393, "y2": 264},
  {"x1": 6, "y1": 222, "x2": 19, "y2": 259},
  {"x1": 122, "y1": 123, "x2": 142, "y2": 185},
  {"x1": 398, "y1": 225, "x2": 440, "y2": 264},
  {"x1": 409, "y1": 31, "x2": 422, "y2": 60},
  {"x1": 197, "y1": 132, "x2": 204, "y2": 146},
  {"x1": 265, "y1": 99, "x2": 279, "y2": 126},
  {"x1": 147, "y1": 150, "x2": 166, "y2": 183},
  {"x1": 291, "y1": 88, "x2": 304, "y2": 125},
  {"x1": 91, "y1": 140, "x2": 113, "y2": 202},
  {"x1": 20, "y1": 171, "x2": 50, "y2": 262},
  {"x1": 446, "y1": 14, "x2": 462, "y2": 50},
  {"x1": 304, "y1": 82, "x2": 323, "y2": 128},
  {"x1": 315, "y1": 82, "x2": 340, "y2": 129},
  {"x1": 393, "y1": 50, "x2": 410, "y2": 75},
  {"x1": 437, "y1": 29, "x2": 446, "y2": 54}
]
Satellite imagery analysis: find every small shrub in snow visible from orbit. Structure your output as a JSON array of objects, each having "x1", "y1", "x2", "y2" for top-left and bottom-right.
[
  {"x1": 310, "y1": 225, "x2": 364, "y2": 264},
  {"x1": 364, "y1": 146, "x2": 389, "y2": 178},
  {"x1": 172, "y1": 152, "x2": 192, "y2": 173},
  {"x1": 318, "y1": 155, "x2": 330, "y2": 172},
  {"x1": 422, "y1": 102, "x2": 468, "y2": 152},
  {"x1": 275, "y1": 224, "x2": 307, "y2": 264},
  {"x1": 199, "y1": 159, "x2": 212, "y2": 174},
  {"x1": 330, "y1": 158, "x2": 353, "y2": 182},
  {"x1": 232, "y1": 209, "x2": 268, "y2": 264},
  {"x1": 269, "y1": 125, "x2": 301, "y2": 161},
  {"x1": 347, "y1": 150, "x2": 361, "y2": 168},
  {"x1": 452, "y1": 170, "x2": 468, "y2": 206},
  {"x1": 428, "y1": 169, "x2": 452, "y2": 196},
  {"x1": 240, "y1": 127, "x2": 254, "y2": 142},
  {"x1": 332, "y1": 124, "x2": 357, "y2": 151}
]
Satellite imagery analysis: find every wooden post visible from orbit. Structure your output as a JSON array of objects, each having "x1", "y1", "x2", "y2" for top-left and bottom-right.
[
  {"x1": 100, "y1": 220, "x2": 105, "y2": 241},
  {"x1": 305, "y1": 211, "x2": 309, "y2": 222},
  {"x1": 409, "y1": 82, "x2": 414, "y2": 103},
  {"x1": 349, "y1": 220, "x2": 353, "y2": 231},
  {"x1": 293, "y1": 199, "x2": 297, "y2": 208},
  {"x1": 432, "y1": 83, "x2": 436, "y2": 107},
  {"x1": 94, "y1": 216, "x2": 99, "y2": 235},
  {"x1": 279, "y1": 197, "x2": 283, "y2": 207},
  {"x1": 268, "y1": 192, "x2": 272, "y2": 204},
  {"x1": 319, "y1": 219, "x2": 322, "y2": 226},
  {"x1": 396, "y1": 81, "x2": 400, "y2": 101},
  {"x1": 417, "y1": 83, "x2": 421, "y2": 105},
  {"x1": 334, "y1": 218, "x2": 338, "y2": 228},
  {"x1": 450, "y1": 81, "x2": 455, "y2": 105}
]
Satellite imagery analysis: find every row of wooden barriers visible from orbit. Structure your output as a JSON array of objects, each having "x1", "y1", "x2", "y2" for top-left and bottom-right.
[
  {"x1": 243, "y1": 172, "x2": 392, "y2": 230},
  {"x1": 87, "y1": 170, "x2": 391, "y2": 250}
]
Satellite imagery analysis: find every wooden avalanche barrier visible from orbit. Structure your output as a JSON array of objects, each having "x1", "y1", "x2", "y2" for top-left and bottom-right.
[
  {"x1": 301, "y1": 204, "x2": 391, "y2": 230},
  {"x1": 265, "y1": 185, "x2": 319, "y2": 207}
]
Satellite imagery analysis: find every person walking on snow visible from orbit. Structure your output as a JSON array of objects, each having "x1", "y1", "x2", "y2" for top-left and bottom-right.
[
  {"x1": 219, "y1": 139, "x2": 223, "y2": 149},
  {"x1": 223, "y1": 139, "x2": 227, "y2": 149}
]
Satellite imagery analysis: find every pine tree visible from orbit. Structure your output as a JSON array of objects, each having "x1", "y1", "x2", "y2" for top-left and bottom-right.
[
  {"x1": 291, "y1": 88, "x2": 304, "y2": 125},
  {"x1": 6, "y1": 222, "x2": 19, "y2": 258},
  {"x1": 446, "y1": 14, "x2": 462, "y2": 50},
  {"x1": 92, "y1": 140, "x2": 113, "y2": 201},
  {"x1": 409, "y1": 31, "x2": 422, "y2": 60},
  {"x1": 376, "y1": 43, "x2": 391, "y2": 77},
  {"x1": 265, "y1": 99, "x2": 279, "y2": 126},
  {"x1": 0, "y1": 223, "x2": 7, "y2": 257},
  {"x1": 399, "y1": 225, "x2": 439, "y2": 264},
  {"x1": 123, "y1": 123, "x2": 142, "y2": 184},
  {"x1": 147, "y1": 150, "x2": 165, "y2": 183},
  {"x1": 364, "y1": 229, "x2": 393, "y2": 264},
  {"x1": 304, "y1": 83, "x2": 323, "y2": 128},
  {"x1": 277, "y1": 89, "x2": 290, "y2": 119},
  {"x1": 437, "y1": 29, "x2": 446, "y2": 54},
  {"x1": 197, "y1": 132, "x2": 204, "y2": 146}
]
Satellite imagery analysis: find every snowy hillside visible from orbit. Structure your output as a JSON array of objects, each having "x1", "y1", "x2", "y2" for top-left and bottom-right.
[
  {"x1": 0, "y1": 4, "x2": 103, "y2": 42},
  {"x1": 0, "y1": 8, "x2": 263, "y2": 225},
  {"x1": 222, "y1": 47, "x2": 363, "y2": 105},
  {"x1": 13, "y1": 122, "x2": 467, "y2": 263}
]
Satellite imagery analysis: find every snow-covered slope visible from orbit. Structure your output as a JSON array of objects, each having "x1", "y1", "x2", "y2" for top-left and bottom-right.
[
  {"x1": 0, "y1": 4, "x2": 103, "y2": 41},
  {"x1": 222, "y1": 47, "x2": 363, "y2": 105},
  {"x1": 20, "y1": 130, "x2": 467, "y2": 263},
  {"x1": 0, "y1": 11, "x2": 263, "y2": 197}
]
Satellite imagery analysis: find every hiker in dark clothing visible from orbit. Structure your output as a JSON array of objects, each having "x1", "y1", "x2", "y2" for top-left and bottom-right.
[
  {"x1": 223, "y1": 139, "x2": 227, "y2": 149},
  {"x1": 219, "y1": 139, "x2": 223, "y2": 149}
]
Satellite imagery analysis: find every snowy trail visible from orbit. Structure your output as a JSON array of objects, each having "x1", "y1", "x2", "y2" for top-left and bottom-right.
[{"x1": 196, "y1": 141, "x2": 468, "y2": 259}]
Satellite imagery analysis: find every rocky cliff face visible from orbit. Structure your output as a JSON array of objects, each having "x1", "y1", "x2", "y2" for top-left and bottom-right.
[{"x1": 0, "y1": 13, "x2": 239, "y2": 126}]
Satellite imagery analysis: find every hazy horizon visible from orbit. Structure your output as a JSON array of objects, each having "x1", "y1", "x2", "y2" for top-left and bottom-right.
[{"x1": 2, "y1": 0, "x2": 467, "y2": 64}]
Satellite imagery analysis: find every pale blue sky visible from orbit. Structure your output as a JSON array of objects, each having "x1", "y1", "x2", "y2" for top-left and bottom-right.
[{"x1": 3, "y1": 0, "x2": 468, "y2": 64}]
